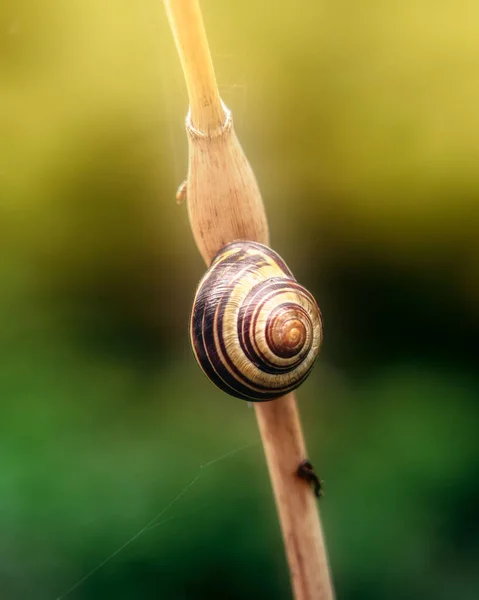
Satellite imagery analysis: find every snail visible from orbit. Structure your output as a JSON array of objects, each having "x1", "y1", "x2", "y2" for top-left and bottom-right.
[{"x1": 190, "y1": 240, "x2": 323, "y2": 401}]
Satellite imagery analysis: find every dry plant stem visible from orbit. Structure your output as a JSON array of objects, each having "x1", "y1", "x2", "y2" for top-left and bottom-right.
[
  {"x1": 163, "y1": 1, "x2": 334, "y2": 598},
  {"x1": 163, "y1": 0, "x2": 225, "y2": 134},
  {"x1": 255, "y1": 394, "x2": 333, "y2": 600}
]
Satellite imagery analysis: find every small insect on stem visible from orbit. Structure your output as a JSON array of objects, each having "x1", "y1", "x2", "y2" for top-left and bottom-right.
[{"x1": 297, "y1": 459, "x2": 323, "y2": 498}]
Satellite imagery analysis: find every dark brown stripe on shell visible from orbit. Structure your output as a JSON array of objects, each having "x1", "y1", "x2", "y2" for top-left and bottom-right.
[{"x1": 211, "y1": 240, "x2": 295, "y2": 279}]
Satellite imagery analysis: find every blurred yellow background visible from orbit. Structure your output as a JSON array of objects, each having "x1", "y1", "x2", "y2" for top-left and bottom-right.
[{"x1": 1, "y1": 1, "x2": 478, "y2": 599}]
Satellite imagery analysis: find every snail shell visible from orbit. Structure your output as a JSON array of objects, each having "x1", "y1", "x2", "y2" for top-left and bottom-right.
[{"x1": 190, "y1": 241, "x2": 323, "y2": 401}]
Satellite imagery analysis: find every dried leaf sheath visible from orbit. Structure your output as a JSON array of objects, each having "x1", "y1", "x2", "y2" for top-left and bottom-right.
[{"x1": 185, "y1": 110, "x2": 269, "y2": 264}]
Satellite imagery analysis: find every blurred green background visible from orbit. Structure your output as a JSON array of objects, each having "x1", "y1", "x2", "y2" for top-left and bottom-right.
[{"x1": 1, "y1": 1, "x2": 478, "y2": 599}]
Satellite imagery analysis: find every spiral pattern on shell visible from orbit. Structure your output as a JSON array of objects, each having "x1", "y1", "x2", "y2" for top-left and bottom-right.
[{"x1": 190, "y1": 241, "x2": 323, "y2": 401}]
